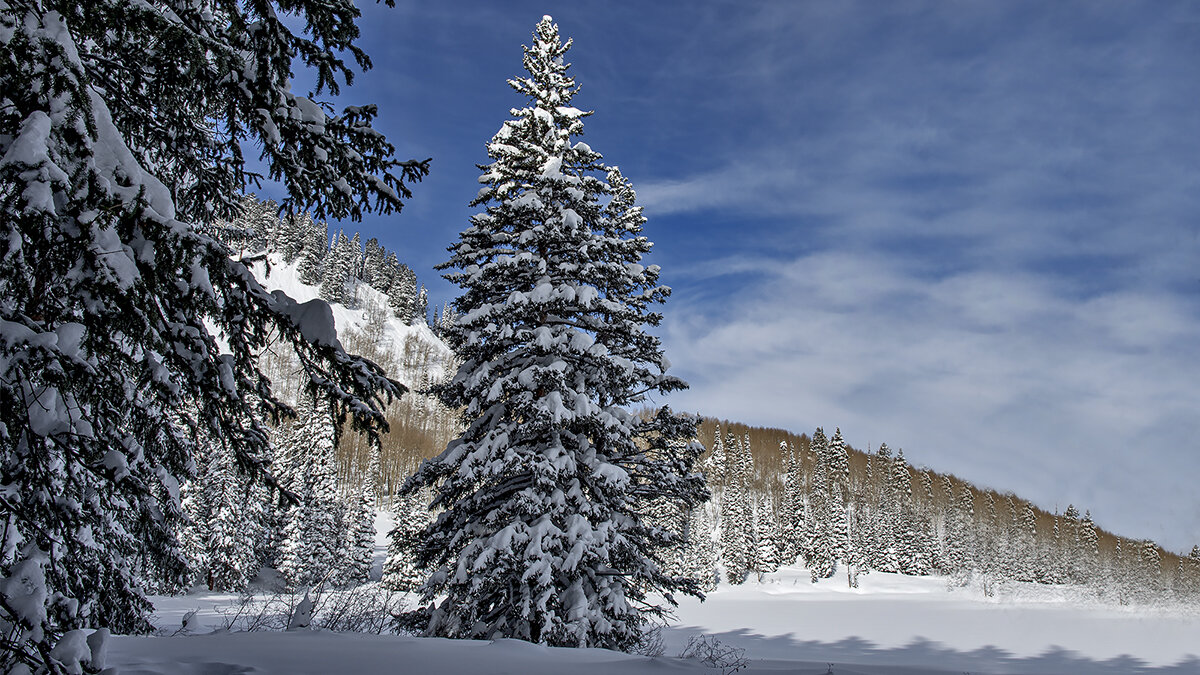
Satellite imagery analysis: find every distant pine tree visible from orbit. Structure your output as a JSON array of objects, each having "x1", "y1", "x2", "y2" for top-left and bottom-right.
[
  {"x1": 703, "y1": 424, "x2": 727, "y2": 487},
  {"x1": 276, "y1": 211, "x2": 304, "y2": 263},
  {"x1": 297, "y1": 216, "x2": 329, "y2": 285},
  {"x1": 382, "y1": 488, "x2": 432, "y2": 592},
  {"x1": 338, "y1": 443, "x2": 380, "y2": 586},
  {"x1": 780, "y1": 440, "x2": 804, "y2": 565},
  {"x1": 389, "y1": 264, "x2": 418, "y2": 321},
  {"x1": 754, "y1": 493, "x2": 782, "y2": 577},
  {"x1": 277, "y1": 393, "x2": 343, "y2": 588},
  {"x1": 320, "y1": 230, "x2": 356, "y2": 305},
  {"x1": 804, "y1": 428, "x2": 837, "y2": 581},
  {"x1": 682, "y1": 505, "x2": 718, "y2": 592},
  {"x1": 363, "y1": 238, "x2": 385, "y2": 288},
  {"x1": 720, "y1": 432, "x2": 752, "y2": 584},
  {"x1": 414, "y1": 285, "x2": 429, "y2": 326},
  {"x1": 1139, "y1": 540, "x2": 1162, "y2": 589}
]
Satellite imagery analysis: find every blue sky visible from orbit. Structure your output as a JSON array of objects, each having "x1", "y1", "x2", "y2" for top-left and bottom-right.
[{"x1": 266, "y1": 1, "x2": 1200, "y2": 552}]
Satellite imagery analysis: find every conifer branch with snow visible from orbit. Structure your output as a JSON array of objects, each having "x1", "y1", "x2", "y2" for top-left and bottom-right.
[{"x1": 0, "y1": 1, "x2": 425, "y2": 670}]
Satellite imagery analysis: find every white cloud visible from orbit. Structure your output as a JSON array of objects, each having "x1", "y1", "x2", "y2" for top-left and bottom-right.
[{"x1": 662, "y1": 250, "x2": 1200, "y2": 551}]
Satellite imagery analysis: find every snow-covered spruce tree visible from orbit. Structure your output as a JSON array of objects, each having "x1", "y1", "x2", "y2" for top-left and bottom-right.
[
  {"x1": 278, "y1": 213, "x2": 306, "y2": 264},
  {"x1": 388, "y1": 263, "x2": 417, "y2": 321},
  {"x1": 642, "y1": 496, "x2": 688, "y2": 579},
  {"x1": 702, "y1": 423, "x2": 727, "y2": 488},
  {"x1": 955, "y1": 484, "x2": 977, "y2": 576},
  {"x1": 276, "y1": 392, "x2": 344, "y2": 589},
  {"x1": 869, "y1": 443, "x2": 897, "y2": 572},
  {"x1": 297, "y1": 216, "x2": 329, "y2": 285},
  {"x1": 363, "y1": 238, "x2": 385, "y2": 288},
  {"x1": 348, "y1": 232, "x2": 363, "y2": 280},
  {"x1": 0, "y1": 0, "x2": 427, "y2": 670},
  {"x1": 179, "y1": 433, "x2": 269, "y2": 592},
  {"x1": 414, "y1": 284, "x2": 429, "y2": 326},
  {"x1": 320, "y1": 230, "x2": 353, "y2": 305},
  {"x1": 1181, "y1": 546, "x2": 1200, "y2": 597},
  {"x1": 381, "y1": 487, "x2": 432, "y2": 592},
  {"x1": 215, "y1": 194, "x2": 277, "y2": 255},
  {"x1": 681, "y1": 505, "x2": 718, "y2": 592},
  {"x1": 803, "y1": 428, "x2": 835, "y2": 580},
  {"x1": 1139, "y1": 540, "x2": 1162, "y2": 590},
  {"x1": 720, "y1": 431, "x2": 752, "y2": 584},
  {"x1": 336, "y1": 441, "x2": 380, "y2": 587},
  {"x1": 753, "y1": 492, "x2": 781, "y2": 578},
  {"x1": 779, "y1": 440, "x2": 804, "y2": 565},
  {"x1": 401, "y1": 16, "x2": 707, "y2": 650}
]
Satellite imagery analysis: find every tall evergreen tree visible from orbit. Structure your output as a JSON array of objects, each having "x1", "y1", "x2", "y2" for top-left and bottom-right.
[
  {"x1": 349, "y1": 232, "x2": 364, "y2": 281},
  {"x1": 278, "y1": 213, "x2": 306, "y2": 264},
  {"x1": 825, "y1": 428, "x2": 850, "y2": 577},
  {"x1": 1077, "y1": 510, "x2": 1100, "y2": 583},
  {"x1": 179, "y1": 434, "x2": 269, "y2": 592},
  {"x1": 414, "y1": 285, "x2": 429, "y2": 326},
  {"x1": 956, "y1": 484, "x2": 977, "y2": 574},
  {"x1": 720, "y1": 432, "x2": 751, "y2": 584},
  {"x1": 388, "y1": 263, "x2": 417, "y2": 321},
  {"x1": 753, "y1": 493, "x2": 782, "y2": 577},
  {"x1": 1017, "y1": 501, "x2": 1039, "y2": 581},
  {"x1": 277, "y1": 393, "x2": 344, "y2": 588},
  {"x1": 296, "y1": 215, "x2": 329, "y2": 285},
  {"x1": 320, "y1": 230, "x2": 355, "y2": 305},
  {"x1": 1139, "y1": 540, "x2": 1162, "y2": 589},
  {"x1": 338, "y1": 442, "x2": 380, "y2": 586},
  {"x1": 827, "y1": 428, "x2": 850, "y2": 500},
  {"x1": 1181, "y1": 546, "x2": 1200, "y2": 596},
  {"x1": 363, "y1": 238, "x2": 385, "y2": 288},
  {"x1": 872, "y1": 443, "x2": 898, "y2": 572},
  {"x1": 382, "y1": 488, "x2": 432, "y2": 592},
  {"x1": 890, "y1": 449, "x2": 926, "y2": 575},
  {"x1": 780, "y1": 441, "x2": 804, "y2": 565},
  {"x1": 0, "y1": 1, "x2": 424, "y2": 669},
  {"x1": 702, "y1": 424, "x2": 727, "y2": 488},
  {"x1": 804, "y1": 427, "x2": 837, "y2": 581},
  {"x1": 939, "y1": 476, "x2": 967, "y2": 575},
  {"x1": 376, "y1": 250, "x2": 399, "y2": 294},
  {"x1": 401, "y1": 17, "x2": 706, "y2": 650},
  {"x1": 681, "y1": 505, "x2": 718, "y2": 592}
]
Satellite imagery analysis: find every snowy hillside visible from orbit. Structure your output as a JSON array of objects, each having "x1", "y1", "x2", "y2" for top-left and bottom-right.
[{"x1": 248, "y1": 254, "x2": 453, "y2": 391}]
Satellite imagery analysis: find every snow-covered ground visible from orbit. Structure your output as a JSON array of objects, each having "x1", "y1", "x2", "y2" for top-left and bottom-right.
[
  {"x1": 103, "y1": 511, "x2": 1200, "y2": 675},
  {"x1": 664, "y1": 570, "x2": 1200, "y2": 673}
]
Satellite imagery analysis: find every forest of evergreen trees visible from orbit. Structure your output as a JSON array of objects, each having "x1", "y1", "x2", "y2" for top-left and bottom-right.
[
  {"x1": 171, "y1": 196, "x2": 462, "y2": 595},
  {"x1": 190, "y1": 196, "x2": 1200, "y2": 611},
  {"x1": 666, "y1": 419, "x2": 1200, "y2": 603}
]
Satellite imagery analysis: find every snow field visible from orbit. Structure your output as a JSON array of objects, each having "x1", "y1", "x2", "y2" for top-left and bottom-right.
[{"x1": 110, "y1": 512, "x2": 1199, "y2": 675}]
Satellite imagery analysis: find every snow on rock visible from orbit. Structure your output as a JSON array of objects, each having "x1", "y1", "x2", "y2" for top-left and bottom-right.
[
  {"x1": 270, "y1": 292, "x2": 342, "y2": 349},
  {"x1": 286, "y1": 591, "x2": 313, "y2": 630}
]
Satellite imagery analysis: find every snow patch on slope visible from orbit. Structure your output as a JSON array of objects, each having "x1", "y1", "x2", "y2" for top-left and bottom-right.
[{"x1": 249, "y1": 254, "x2": 452, "y2": 389}]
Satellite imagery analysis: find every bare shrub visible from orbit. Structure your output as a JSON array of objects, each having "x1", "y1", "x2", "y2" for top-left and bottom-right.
[
  {"x1": 679, "y1": 634, "x2": 749, "y2": 674},
  {"x1": 214, "y1": 583, "x2": 407, "y2": 634}
]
